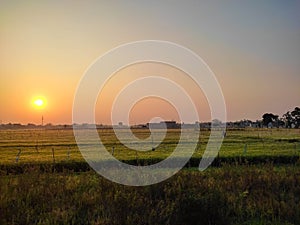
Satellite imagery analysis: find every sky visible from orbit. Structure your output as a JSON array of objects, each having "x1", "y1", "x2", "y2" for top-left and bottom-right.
[{"x1": 0, "y1": 0, "x2": 299, "y2": 125}]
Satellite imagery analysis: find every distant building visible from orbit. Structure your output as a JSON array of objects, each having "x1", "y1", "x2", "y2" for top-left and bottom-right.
[
  {"x1": 164, "y1": 121, "x2": 179, "y2": 128},
  {"x1": 146, "y1": 120, "x2": 180, "y2": 129}
]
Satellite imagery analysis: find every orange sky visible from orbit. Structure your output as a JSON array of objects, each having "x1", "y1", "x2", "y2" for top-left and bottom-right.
[
  {"x1": 95, "y1": 63, "x2": 209, "y2": 125},
  {"x1": 0, "y1": 1, "x2": 299, "y2": 125}
]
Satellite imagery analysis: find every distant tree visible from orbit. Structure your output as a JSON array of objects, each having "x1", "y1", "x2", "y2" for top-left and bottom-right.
[
  {"x1": 211, "y1": 119, "x2": 223, "y2": 126},
  {"x1": 256, "y1": 120, "x2": 263, "y2": 128},
  {"x1": 291, "y1": 107, "x2": 300, "y2": 128},
  {"x1": 262, "y1": 113, "x2": 278, "y2": 127},
  {"x1": 282, "y1": 111, "x2": 293, "y2": 128},
  {"x1": 277, "y1": 119, "x2": 285, "y2": 128},
  {"x1": 27, "y1": 123, "x2": 36, "y2": 127},
  {"x1": 282, "y1": 107, "x2": 300, "y2": 128}
]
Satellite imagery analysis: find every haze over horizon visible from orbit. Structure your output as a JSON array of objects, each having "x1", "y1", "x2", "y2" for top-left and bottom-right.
[{"x1": 1, "y1": 1, "x2": 299, "y2": 125}]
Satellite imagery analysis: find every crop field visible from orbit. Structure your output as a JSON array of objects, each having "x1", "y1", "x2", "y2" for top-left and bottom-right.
[
  {"x1": 0, "y1": 128, "x2": 299, "y2": 164},
  {"x1": 0, "y1": 128, "x2": 300, "y2": 225}
]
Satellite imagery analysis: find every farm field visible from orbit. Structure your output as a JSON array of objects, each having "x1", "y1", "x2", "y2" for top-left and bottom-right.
[
  {"x1": 0, "y1": 128, "x2": 300, "y2": 225},
  {"x1": 0, "y1": 128, "x2": 299, "y2": 164}
]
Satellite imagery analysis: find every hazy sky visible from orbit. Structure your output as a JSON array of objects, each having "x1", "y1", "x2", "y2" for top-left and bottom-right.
[{"x1": 1, "y1": 1, "x2": 299, "y2": 124}]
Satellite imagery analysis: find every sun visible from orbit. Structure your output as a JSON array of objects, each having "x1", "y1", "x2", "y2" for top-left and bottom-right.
[
  {"x1": 34, "y1": 99, "x2": 44, "y2": 106},
  {"x1": 32, "y1": 97, "x2": 47, "y2": 109}
]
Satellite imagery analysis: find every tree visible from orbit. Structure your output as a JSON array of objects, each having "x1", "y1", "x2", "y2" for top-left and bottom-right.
[
  {"x1": 262, "y1": 113, "x2": 278, "y2": 127},
  {"x1": 291, "y1": 107, "x2": 300, "y2": 128},
  {"x1": 282, "y1": 107, "x2": 300, "y2": 128},
  {"x1": 283, "y1": 111, "x2": 293, "y2": 128}
]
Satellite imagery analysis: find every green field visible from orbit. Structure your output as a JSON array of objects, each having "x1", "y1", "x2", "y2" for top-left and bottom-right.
[
  {"x1": 0, "y1": 128, "x2": 299, "y2": 164},
  {"x1": 0, "y1": 128, "x2": 300, "y2": 225}
]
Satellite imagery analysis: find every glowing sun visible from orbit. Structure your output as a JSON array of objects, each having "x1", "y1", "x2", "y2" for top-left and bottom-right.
[
  {"x1": 33, "y1": 97, "x2": 46, "y2": 109},
  {"x1": 34, "y1": 99, "x2": 44, "y2": 106}
]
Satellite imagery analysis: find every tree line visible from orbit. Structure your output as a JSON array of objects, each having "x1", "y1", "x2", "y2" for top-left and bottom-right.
[
  {"x1": 0, "y1": 107, "x2": 299, "y2": 129},
  {"x1": 262, "y1": 107, "x2": 300, "y2": 128}
]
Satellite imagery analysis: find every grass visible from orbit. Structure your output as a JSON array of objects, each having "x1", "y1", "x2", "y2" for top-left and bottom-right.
[
  {"x1": 0, "y1": 128, "x2": 300, "y2": 224},
  {"x1": 0, "y1": 164, "x2": 299, "y2": 225},
  {"x1": 0, "y1": 128, "x2": 299, "y2": 164}
]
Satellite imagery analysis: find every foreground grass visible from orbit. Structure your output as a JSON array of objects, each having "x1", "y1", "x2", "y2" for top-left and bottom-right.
[{"x1": 1, "y1": 164, "x2": 299, "y2": 225}]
